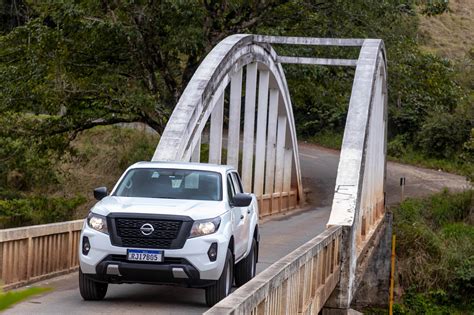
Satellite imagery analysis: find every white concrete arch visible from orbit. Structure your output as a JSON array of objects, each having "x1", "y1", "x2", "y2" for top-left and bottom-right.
[
  {"x1": 325, "y1": 39, "x2": 388, "y2": 309},
  {"x1": 327, "y1": 39, "x2": 387, "y2": 230},
  {"x1": 152, "y1": 34, "x2": 304, "y2": 215}
]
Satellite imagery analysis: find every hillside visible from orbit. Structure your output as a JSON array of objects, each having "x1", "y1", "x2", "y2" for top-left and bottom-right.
[{"x1": 418, "y1": 0, "x2": 474, "y2": 59}]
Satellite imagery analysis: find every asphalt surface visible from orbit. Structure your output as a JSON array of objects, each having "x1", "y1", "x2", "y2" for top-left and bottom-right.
[{"x1": 4, "y1": 143, "x2": 469, "y2": 315}]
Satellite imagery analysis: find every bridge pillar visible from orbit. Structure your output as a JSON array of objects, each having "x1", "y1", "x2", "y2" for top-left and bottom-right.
[
  {"x1": 322, "y1": 308, "x2": 363, "y2": 315},
  {"x1": 323, "y1": 226, "x2": 356, "y2": 310},
  {"x1": 324, "y1": 213, "x2": 393, "y2": 312},
  {"x1": 352, "y1": 213, "x2": 393, "y2": 309}
]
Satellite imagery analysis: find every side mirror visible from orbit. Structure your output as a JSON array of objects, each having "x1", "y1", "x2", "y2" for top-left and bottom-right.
[
  {"x1": 232, "y1": 193, "x2": 252, "y2": 207},
  {"x1": 94, "y1": 187, "x2": 108, "y2": 201}
]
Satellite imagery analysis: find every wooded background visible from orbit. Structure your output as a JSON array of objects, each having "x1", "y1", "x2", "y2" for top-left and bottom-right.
[{"x1": 0, "y1": 0, "x2": 472, "y2": 226}]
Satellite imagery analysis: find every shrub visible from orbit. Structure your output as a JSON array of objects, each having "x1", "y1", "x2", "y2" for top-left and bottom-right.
[
  {"x1": 417, "y1": 113, "x2": 471, "y2": 159},
  {"x1": 388, "y1": 134, "x2": 408, "y2": 158},
  {"x1": 117, "y1": 130, "x2": 158, "y2": 171},
  {"x1": 393, "y1": 190, "x2": 474, "y2": 312},
  {"x1": 0, "y1": 195, "x2": 86, "y2": 228},
  {"x1": 421, "y1": 0, "x2": 449, "y2": 16}
]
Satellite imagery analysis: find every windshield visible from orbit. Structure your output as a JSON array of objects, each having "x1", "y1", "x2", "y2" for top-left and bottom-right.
[{"x1": 113, "y1": 168, "x2": 222, "y2": 201}]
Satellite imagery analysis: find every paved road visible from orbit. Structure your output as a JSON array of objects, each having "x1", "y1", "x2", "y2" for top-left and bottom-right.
[{"x1": 5, "y1": 143, "x2": 469, "y2": 315}]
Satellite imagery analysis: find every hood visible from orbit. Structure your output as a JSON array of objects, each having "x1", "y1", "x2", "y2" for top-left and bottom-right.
[{"x1": 91, "y1": 196, "x2": 227, "y2": 221}]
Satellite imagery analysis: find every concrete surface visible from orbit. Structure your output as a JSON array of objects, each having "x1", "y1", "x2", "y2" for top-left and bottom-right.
[{"x1": 4, "y1": 143, "x2": 469, "y2": 315}]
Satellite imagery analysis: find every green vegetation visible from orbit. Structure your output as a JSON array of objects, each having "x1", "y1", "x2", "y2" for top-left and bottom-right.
[
  {"x1": 392, "y1": 189, "x2": 474, "y2": 314},
  {"x1": 0, "y1": 125, "x2": 159, "y2": 227},
  {"x1": 388, "y1": 144, "x2": 474, "y2": 180},
  {"x1": 0, "y1": 287, "x2": 51, "y2": 311},
  {"x1": 0, "y1": 195, "x2": 85, "y2": 229},
  {"x1": 307, "y1": 131, "x2": 343, "y2": 150},
  {"x1": 0, "y1": 1, "x2": 472, "y2": 227},
  {"x1": 418, "y1": 0, "x2": 473, "y2": 59},
  {"x1": 62, "y1": 125, "x2": 159, "y2": 219}
]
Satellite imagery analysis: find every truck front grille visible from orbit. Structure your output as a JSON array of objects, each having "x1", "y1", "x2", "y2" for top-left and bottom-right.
[
  {"x1": 108, "y1": 215, "x2": 193, "y2": 250},
  {"x1": 116, "y1": 218, "x2": 182, "y2": 239}
]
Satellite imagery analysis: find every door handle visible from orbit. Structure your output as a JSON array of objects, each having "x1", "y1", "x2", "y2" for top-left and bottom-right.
[
  {"x1": 240, "y1": 215, "x2": 244, "y2": 220},
  {"x1": 247, "y1": 209, "x2": 251, "y2": 214}
]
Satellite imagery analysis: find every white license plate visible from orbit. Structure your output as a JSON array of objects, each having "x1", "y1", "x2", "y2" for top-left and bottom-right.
[{"x1": 127, "y1": 249, "x2": 163, "y2": 262}]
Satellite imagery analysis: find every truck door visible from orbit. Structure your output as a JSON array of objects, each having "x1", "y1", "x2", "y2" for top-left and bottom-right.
[
  {"x1": 231, "y1": 172, "x2": 251, "y2": 255},
  {"x1": 227, "y1": 173, "x2": 247, "y2": 260}
]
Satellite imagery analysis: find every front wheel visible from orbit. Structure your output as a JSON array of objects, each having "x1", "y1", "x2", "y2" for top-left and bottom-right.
[
  {"x1": 79, "y1": 269, "x2": 108, "y2": 300},
  {"x1": 234, "y1": 239, "x2": 257, "y2": 287},
  {"x1": 205, "y1": 248, "x2": 233, "y2": 307}
]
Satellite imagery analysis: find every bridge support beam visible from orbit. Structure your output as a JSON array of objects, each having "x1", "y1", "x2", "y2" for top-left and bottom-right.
[
  {"x1": 325, "y1": 213, "x2": 392, "y2": 312},
  {"x1": 351, "y1": 213, "x2": 393, "y2": 309},
  {"x1": 254, "y1": 69, "x2": 270, "y2": 196},
  {"x1": 324, "y1": 226, "x2": 356, "y2": 309},
  {"x1": 322, "y1": 308, "x2": 363, "y2": 315},
  {"x1": 227, "y1": 69, "x2": 243, "y2": 169},
  {"x1": 209, "y1": 93, "x2": 224, "y2": 164},
  {"x1": 153, "y1": 35, "x2": 305, "y2": 215}
]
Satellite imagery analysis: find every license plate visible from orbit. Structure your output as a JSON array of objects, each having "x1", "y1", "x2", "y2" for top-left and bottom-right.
[{"x1": 127, "y1": 249, "x2": 163, "y2": 262}]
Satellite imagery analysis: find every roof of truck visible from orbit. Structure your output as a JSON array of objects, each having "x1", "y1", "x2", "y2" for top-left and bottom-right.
[{"x1": 129, "y1": 161, "x2": 235, "y2": 173}]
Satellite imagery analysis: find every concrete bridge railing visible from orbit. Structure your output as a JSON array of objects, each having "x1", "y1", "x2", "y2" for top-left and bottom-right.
[
  {"x1": 0, "y1": 220, "x2": 82, "y2": 290},
  {"x1": 205, "y1": 226, "x2": 343, "y2": 314}
]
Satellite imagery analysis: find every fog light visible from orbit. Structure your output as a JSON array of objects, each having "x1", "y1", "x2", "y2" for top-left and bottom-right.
[
  {"x1": 207, "y1": 242, "x2": 218, "y2": 262},
  {"x1": 82, "y1": 236, "x2": 91, "y2": 255}
]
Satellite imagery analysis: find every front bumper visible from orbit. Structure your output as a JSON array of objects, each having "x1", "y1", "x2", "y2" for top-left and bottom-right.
[{"x1": 85, "y1": 255, "x2": 214, "y2": 288}]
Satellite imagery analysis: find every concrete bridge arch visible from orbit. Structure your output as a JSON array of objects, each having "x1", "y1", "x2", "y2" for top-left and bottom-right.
[{"x1": 153, "y1": 34, "x2": 304, "y2": 215}]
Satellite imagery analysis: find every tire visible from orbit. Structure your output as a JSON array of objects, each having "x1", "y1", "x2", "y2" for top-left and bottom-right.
[
  {"x1": 234, "y1": 239, "x2": 257, "y2": 287},
  {"x1": 205, "y1": 249, "x2": 233, "y2": 307},
  {"x1": 79, "y1": 269, "x2": 108, "y2": 300}
]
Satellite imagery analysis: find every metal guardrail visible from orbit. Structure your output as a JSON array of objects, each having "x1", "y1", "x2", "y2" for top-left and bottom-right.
[
  {"x1": 0, "y1": 219, "x2": 83, "y2": 290},
  {"x1": 205, "y1": 226, "x2": 342, "y2": 315}
]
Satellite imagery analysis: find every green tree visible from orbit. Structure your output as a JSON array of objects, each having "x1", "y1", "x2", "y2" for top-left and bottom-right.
[
  {"x1": 0, "y1": 0, "x2": 289, "y2": 192},
  {"x1": 1, "y1": 0, "x2": 472, "y2": 193}
]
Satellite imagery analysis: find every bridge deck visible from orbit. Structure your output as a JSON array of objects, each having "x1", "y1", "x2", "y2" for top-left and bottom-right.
[{"x1": 4, "y1": 207, "x2": 332, "y2": 315}]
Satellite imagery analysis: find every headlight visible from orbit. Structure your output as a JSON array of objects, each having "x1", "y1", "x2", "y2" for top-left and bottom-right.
[
  {"x1": 87, "y1": 213, "x2": 108, "y2": 234},
  {"x1": 189, "y1": 217, "x2": 221, "y2": 238}
]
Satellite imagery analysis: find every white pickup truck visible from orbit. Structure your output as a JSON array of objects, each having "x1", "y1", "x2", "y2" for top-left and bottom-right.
[{"x1": 78, "y1": 161, "x2": 260, "y2": 306}]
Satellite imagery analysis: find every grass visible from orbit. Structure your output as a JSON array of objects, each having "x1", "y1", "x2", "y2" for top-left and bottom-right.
[
  {"x1": 59, "y1": 124, "x2": 160, "y2": 218},
  {"x1": 418, "y1": 0, "x2": 474, "y2": 60},
  {"x1": 0, "y1": 124, "x2": 160, "y2": 228},
  {"x1": 0, "y1": 287, "x2": 51, "y2": 311},
  {"x1": 392, "y1": 189, "x2": 474, "y2": 313},
  {"x1": 388, "y1": 148, "x2": 473, "y2": 180},
  {"x1": 306, "y1": 130, "x2": 343, "y2": 150}
]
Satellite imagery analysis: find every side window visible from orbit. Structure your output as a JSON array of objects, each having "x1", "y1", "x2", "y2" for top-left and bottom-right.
[
  {"x1": 227, "y1": 174, "x2": 236, "y2": 203},
  {"x1": 231, "y1": 172, "x2": 243, "y2": 194}
]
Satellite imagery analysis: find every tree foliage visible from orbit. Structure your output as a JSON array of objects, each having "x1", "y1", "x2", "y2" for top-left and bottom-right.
[
  {"x1": 0, "y1": 0, "x2": 289, "y2": 193},
  {"x1": 393, "y1": 189, "x2": 474, "y2": 313},
  {"x1": 0, "y1": 0, "x2": 472, "y2": 196}
]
